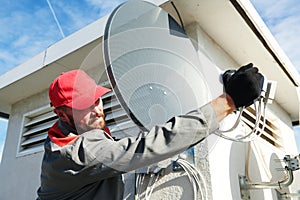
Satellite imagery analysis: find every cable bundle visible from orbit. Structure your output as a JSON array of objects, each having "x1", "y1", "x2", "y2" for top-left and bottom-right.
[
  {"x1": 214, "y1": 97, "x2": 267, "y2": 142},
  {"x1": 176, "y1": 159, "x2": 208, "y2": 200}
]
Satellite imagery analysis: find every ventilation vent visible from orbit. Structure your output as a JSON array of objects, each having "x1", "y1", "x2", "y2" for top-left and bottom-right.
[
  {"x1": 17, "y1": 105, "x2": 58, "y2": 156},
  {"x1": 101, "y1": 81, "x2": 140, "y2": 138},
  {"x1": 17, "y1": 81, "x2": 140, "y2": 156},
  {"x1": 241, "y1": 107, "x2": 283, "y2": 149}
]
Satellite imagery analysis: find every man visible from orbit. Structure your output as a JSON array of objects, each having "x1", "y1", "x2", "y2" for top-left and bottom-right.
[{"x1": 37, "y1": 64, "x2": 263, "y2": 199}]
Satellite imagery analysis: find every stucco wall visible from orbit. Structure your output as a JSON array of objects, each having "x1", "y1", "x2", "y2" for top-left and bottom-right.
[{"x1": 0, "y1": 90, "x2": 48, "y2": 199}]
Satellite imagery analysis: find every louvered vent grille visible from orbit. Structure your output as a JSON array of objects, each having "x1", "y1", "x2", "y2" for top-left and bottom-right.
[
  {"x1": 17, "y1": 105, "x2": 58, "y2": 156},
  {"x1": 241, "y1": 107, "x2": 283, "y2": 148},
  {"x1": 17, "y1": 81, "x2": 140, "y2": 156},
  {"x1": 101, "y1": 81, "x2": 141, "y2": 138}
]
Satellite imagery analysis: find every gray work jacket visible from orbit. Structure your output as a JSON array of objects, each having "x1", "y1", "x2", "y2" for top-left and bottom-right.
[{"x1": 37, "y1": 103, "x2": 218, "y2": 200}]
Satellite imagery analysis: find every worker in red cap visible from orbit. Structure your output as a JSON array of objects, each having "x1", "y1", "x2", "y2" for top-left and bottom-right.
[{"x1": 37, "y1": 64, "x2": 263, "y2": 200}]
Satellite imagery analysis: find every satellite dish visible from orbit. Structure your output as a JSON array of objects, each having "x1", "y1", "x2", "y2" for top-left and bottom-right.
[{"x1": 103, "y1": 0, "x2": 212, "y2": 131}]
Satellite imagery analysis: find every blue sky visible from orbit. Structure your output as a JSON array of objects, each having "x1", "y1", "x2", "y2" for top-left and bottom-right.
[
  {"x1": 0, "y1": 0, "x2": 300, "y2": 161},
  {"x1": 250, "y1": 0, "x2": 300, "y2": 70},
  {"x1": 0, "y1": 0, "x2": 126, "y2": 75}
]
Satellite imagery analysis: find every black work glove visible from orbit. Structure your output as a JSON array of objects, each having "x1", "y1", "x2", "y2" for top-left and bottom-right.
[{"x1": 223, "y1": 63, "x2": 264, "y2": 108}]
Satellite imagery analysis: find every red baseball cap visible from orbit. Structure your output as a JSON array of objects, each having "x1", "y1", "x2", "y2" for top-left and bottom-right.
[{"x1": 49, "y1": 70, "x2": 111, "y2": 110}]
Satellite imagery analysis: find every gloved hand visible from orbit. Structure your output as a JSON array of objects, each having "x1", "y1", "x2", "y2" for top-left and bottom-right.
[{"x1": 223, "y1": 63, "x2": 264, "y2": 108}]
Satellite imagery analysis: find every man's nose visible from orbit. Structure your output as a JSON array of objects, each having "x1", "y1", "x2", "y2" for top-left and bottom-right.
[{"x1": 93, "y1": 105, "x2": 103, "y2": 117}]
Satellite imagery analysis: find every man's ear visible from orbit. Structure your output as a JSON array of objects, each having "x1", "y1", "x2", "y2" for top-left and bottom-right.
[{"x1": 54, "y1": 108, "x2": 68, "y2": 121}]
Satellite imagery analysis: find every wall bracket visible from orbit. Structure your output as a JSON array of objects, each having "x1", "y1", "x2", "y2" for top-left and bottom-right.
[{"x1": 239, "y1": 155, "x2": 299, "y2": 200}]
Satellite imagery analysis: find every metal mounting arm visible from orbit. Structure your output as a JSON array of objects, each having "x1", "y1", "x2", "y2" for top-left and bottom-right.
[
  {"x1": 239, "y1": 155, "x2": 299, "y2": 200},
  {"x1": 239, "y1": 168, "x2": 294, "y2": 190}
]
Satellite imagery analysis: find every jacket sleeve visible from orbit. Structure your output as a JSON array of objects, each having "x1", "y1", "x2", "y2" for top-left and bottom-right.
[{"x1": 66, "y1": 103, "x2": 219, "y2": 180}]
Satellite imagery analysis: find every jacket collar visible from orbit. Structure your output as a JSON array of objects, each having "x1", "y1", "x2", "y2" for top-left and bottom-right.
[{"x1": 58, "y1": 119, "x2": 78, "y2": 136}]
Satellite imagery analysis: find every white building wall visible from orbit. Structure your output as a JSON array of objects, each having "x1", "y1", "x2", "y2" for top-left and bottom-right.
[
  {"x1": 186, "y1": 21, "x2": 300, "y2": 200},
  {"x1": 189, "y1": 22, "x2": 247, "y2": 200},
  {"x1": 0, "y1": 90, "x2": 48, "y2": 199}
]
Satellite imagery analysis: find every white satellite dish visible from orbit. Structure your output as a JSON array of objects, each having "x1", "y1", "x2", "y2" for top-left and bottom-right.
[{"x1": 103, "y1": 0, "x2": 214, "y2": 131}]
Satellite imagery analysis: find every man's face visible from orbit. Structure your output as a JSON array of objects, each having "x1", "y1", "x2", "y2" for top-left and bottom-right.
[{"x1": 57, "y1": 98, "x2": 106, "y2": 134}]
